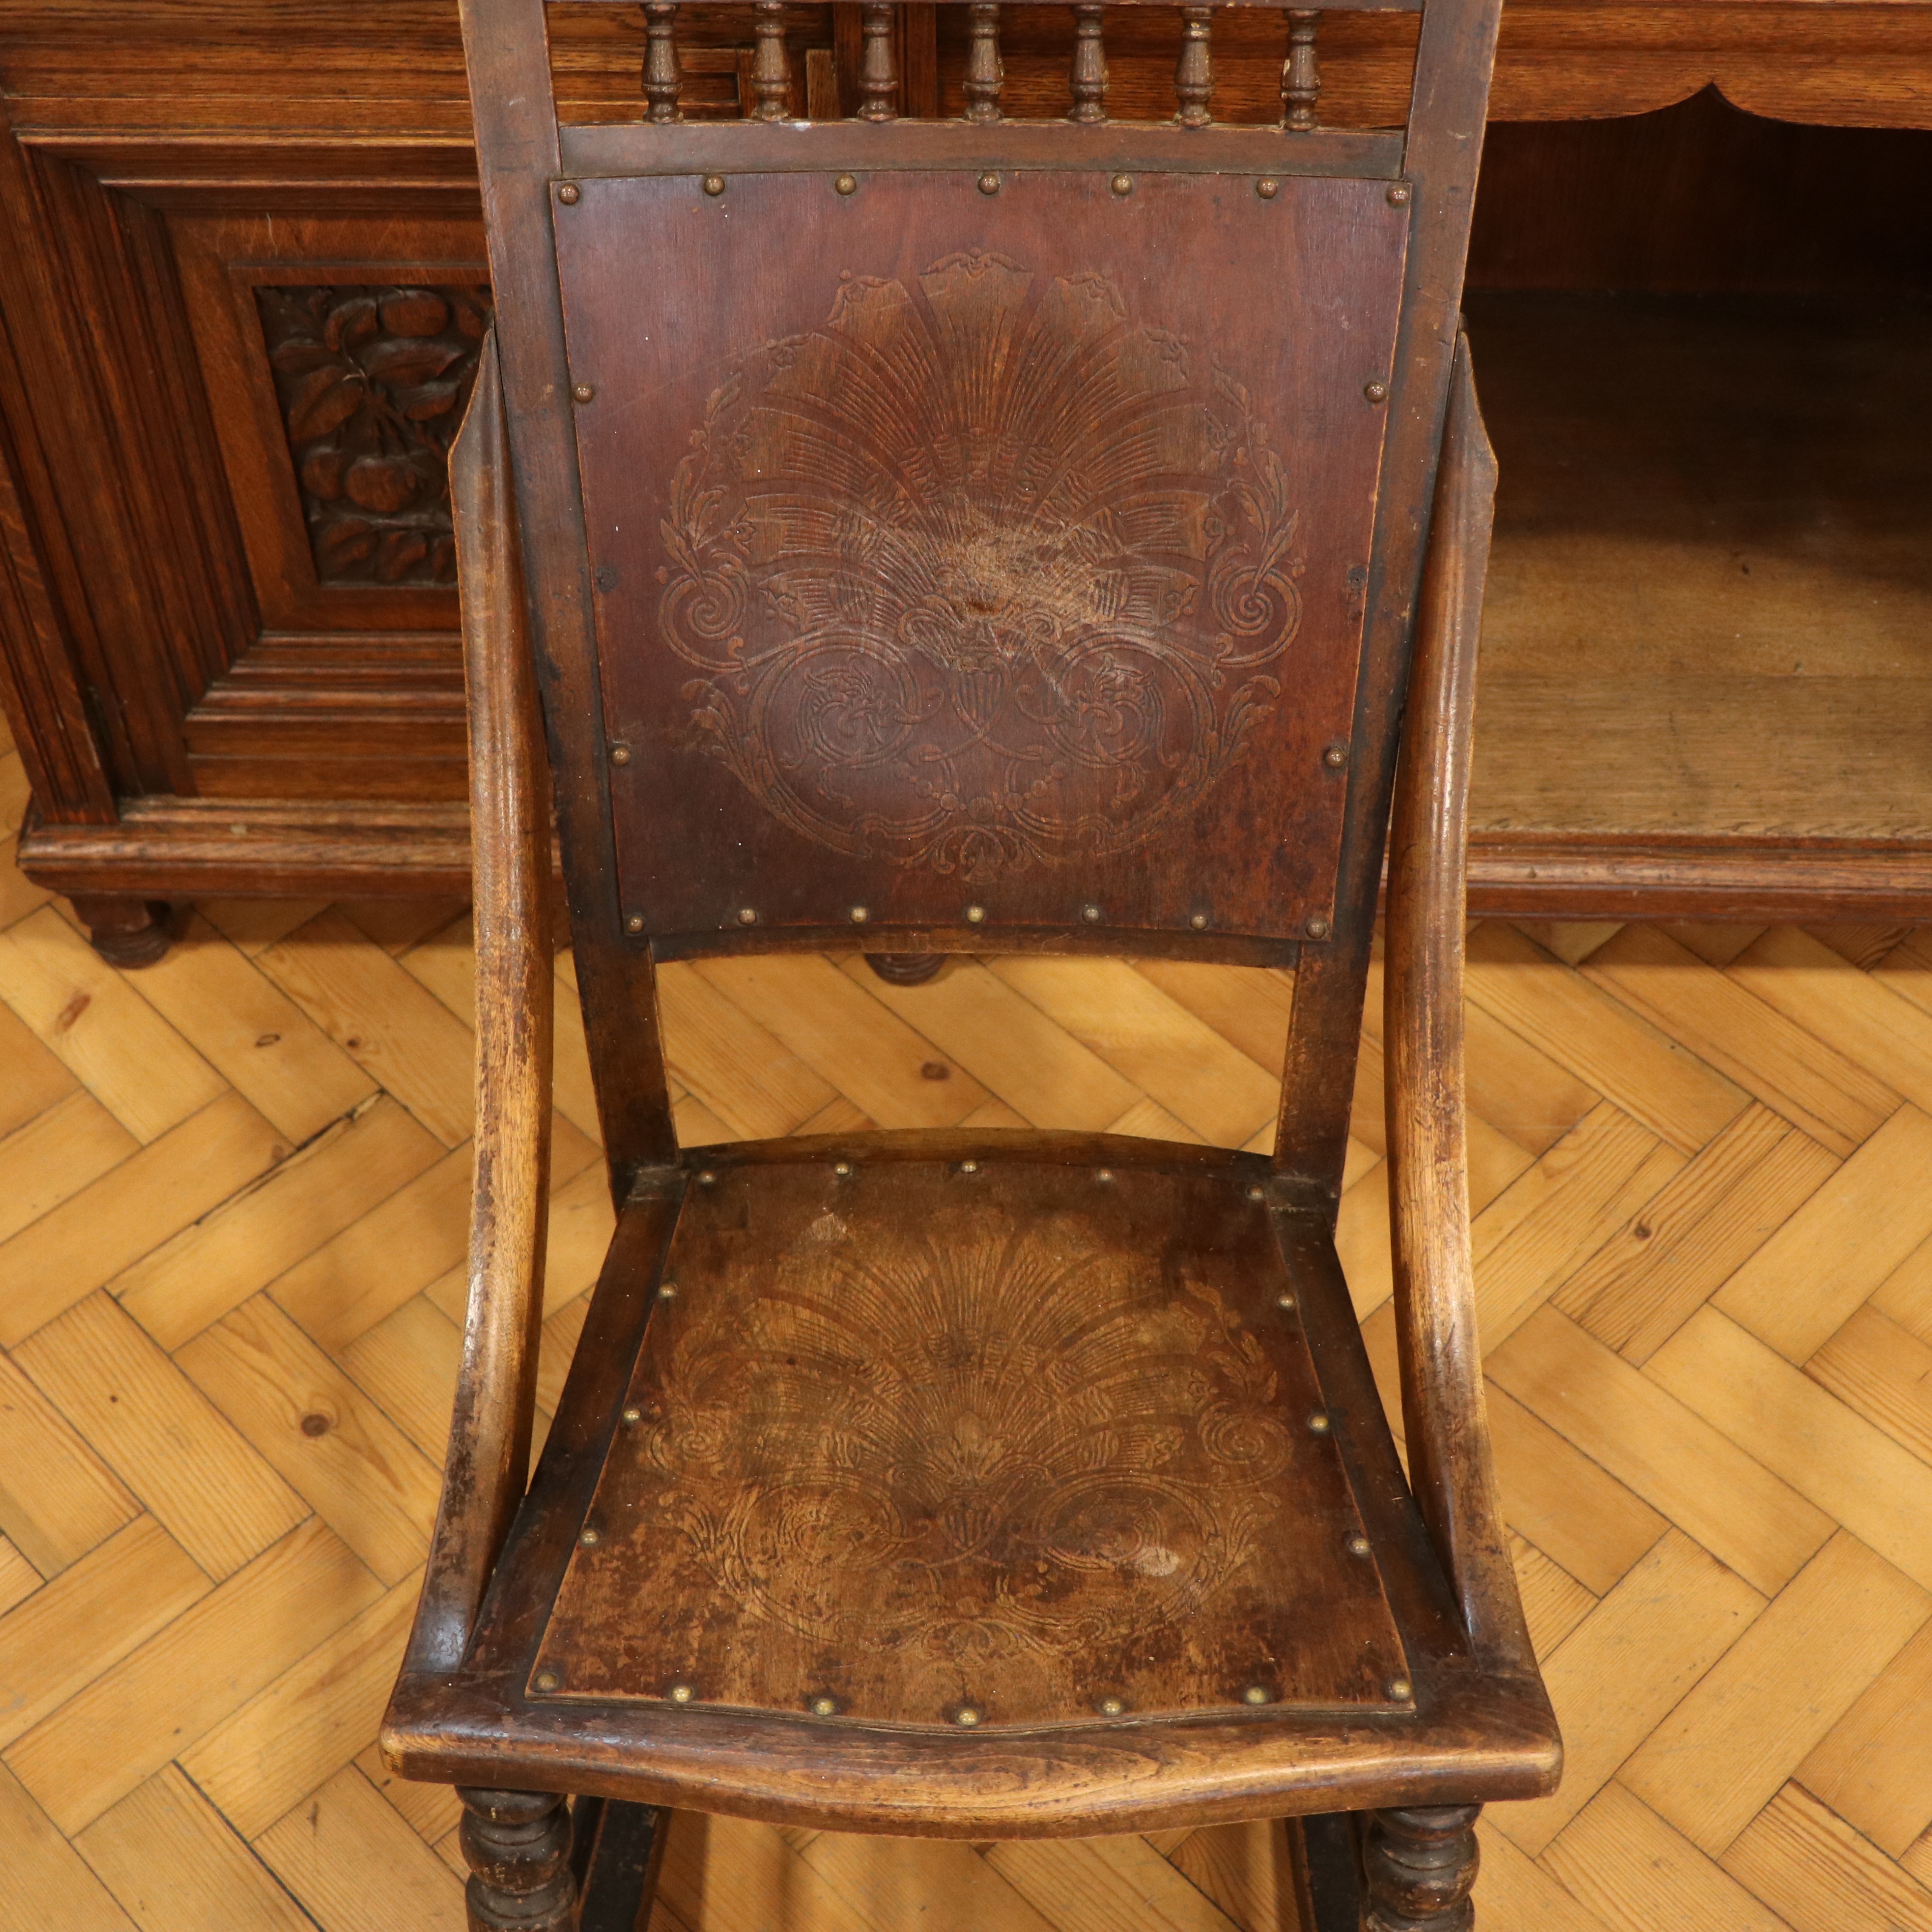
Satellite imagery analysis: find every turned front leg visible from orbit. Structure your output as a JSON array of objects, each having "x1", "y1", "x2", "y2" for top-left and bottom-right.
[
  {"x1": 456, "y1": 1787, "x2": 576, "y2": 1931},
  {"x1": 1362, "y1": 1805, "x2": 1480, "y2": 1931}
]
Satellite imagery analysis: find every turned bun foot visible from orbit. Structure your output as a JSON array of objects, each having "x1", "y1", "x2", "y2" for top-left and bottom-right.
[
  {"x1": 864, "y1": 952, "x2": 945, "y2": 987},
  {"x1": 71, "y1": 896, "x2": 172, "y2": 968}
]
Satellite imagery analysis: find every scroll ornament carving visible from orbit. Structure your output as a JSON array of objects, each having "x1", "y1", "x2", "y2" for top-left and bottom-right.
[
  {"x1": 256, "y1": 284, "x2": 492, "y2": 587},
  {"x1": 655, "y1": 252, "x2": 1305, "y2": 878},
  {"x1": 614, "y1": 1219, "x2": 1305, "y2": 1717}
]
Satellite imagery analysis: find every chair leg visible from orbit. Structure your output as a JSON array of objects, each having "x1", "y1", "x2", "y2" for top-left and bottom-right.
[
  {"x1": 456, "y1": 1787, "x2": 576, "y2": 1930},
  {"x1": 1360, "y1": 1805, "x2": 1480, "y2": 1931}
]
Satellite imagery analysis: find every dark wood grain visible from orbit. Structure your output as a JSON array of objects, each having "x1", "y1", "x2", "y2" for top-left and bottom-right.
[
  {"x1": 537, "y1": 1155, "x2": 1410, "y2": 1725},
  {"x1": 407, "y1": 330, "x2": 556, "y2": 1677},
  {"x1": 373, "y1": 0, "x2": 1567, "y2": 1862},
  {"x1": 4, "y1": 3, "x2": 1932, "y2": 926},
  {"x1": 557, "y1": 165, "x2": 1403, "y2": 952},
  {"x1": 1384, "y1": 335, "x2": 1538, "y2": 1679}
]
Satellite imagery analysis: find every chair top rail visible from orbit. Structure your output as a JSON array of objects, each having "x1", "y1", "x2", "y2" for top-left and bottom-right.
[
  {"x1": 558, "y1": 119, "x2": 1404, "y2": 177},
  {"x1": 549, "y1": 0, "x2": 1425, "y2": 10}
]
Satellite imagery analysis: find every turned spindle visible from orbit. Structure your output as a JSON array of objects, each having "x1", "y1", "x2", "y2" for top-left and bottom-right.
[
  {"x1": 1362, "y1": 1806, "x2": 1482, "y2": 1932},
  {"x1": 751, "y1": 0, "x2": 793, "y2": 120},
  {"x1": 1067, "y1": 3, "x2": 1108, "y2": 123},
  {"x1": 642, "y1": 2, "x2": 682, "y2": 123},
  {"x1": 964, "y1": 3, "x2": 1004, "y2": 122},
  {"x1": 1282, "y1": 8, "x2": 1321, "y2": 130},
  {"x1": 858, "y1": 1, "x2": 899, "y2": 119},
  {"x1": 1174, "y1": 6, "x2": 1213, "y2": 126},
  {"x1": 457, "y1": 1789, "x2": 576, "y2": 1932}
]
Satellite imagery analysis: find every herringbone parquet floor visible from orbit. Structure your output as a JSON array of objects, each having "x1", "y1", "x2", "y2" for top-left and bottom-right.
[{"x1": 6, "y1": 704, "x2": 1932, "y2": 1932}]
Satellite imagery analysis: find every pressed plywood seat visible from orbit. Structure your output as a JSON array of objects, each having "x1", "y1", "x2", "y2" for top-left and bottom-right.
[
  {"x1": 392, "y1": 1136, "x2": 1553, "y2": 1841},
  {"x1": 383, "y1": 0, "x2": 1560, "y2": 1924}
]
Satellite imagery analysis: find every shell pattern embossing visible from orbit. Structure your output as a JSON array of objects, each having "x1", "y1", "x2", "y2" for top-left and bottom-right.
[
  {"x1": 657, "y1": 251, "x2": 1305, "y2": 878},
  {"x1": 542, "y1": 1171, "x2": 1407, "y2": 1725}
]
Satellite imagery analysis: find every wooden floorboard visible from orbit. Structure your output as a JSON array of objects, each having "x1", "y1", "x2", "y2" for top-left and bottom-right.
[{"x1": 6, "y1": 721, "x2": 1932, "y2": 1927}]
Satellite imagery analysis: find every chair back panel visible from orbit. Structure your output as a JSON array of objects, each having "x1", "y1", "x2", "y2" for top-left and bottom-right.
[{"x1": 556, "y1": 163, "x2": 1408, "y2": 947}]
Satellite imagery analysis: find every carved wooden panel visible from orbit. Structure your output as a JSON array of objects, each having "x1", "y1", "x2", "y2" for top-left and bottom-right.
[
  {"x1": 255, "y1": 283, "x2": 492, "y2": 588},
  {"x1": 533, "y1": 1157, "x2": 1411, "y2": 1726},
  {"x1": 557, "y1": 169, "x2": 1407, "y2": 943}
]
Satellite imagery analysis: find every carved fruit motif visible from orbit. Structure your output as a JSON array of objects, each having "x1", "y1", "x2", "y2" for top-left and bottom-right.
[
  {"x1": 657, "y1": 252, "x2": 1305, "y2": 878},
  {"x1": 255, "y1": 283, "x2": 492, "y2": 587}
]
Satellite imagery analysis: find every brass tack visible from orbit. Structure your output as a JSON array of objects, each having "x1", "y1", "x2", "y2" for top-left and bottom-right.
[
  {"x1": 811, "y1": 1694, "x2": 838, "y2": 1716},
  {"x1": 535, "y1": 1668, "x2": 561, "y2": 1690},
  {"x1": 1190, "y1": 912, "x2": 1208, "y2": 929},
  {"x1": 834, "y1": 1161, "x2": 852, "y2": 1177},
  {"x1": 625, "y1": 914, "x2": 645, "y2": 934},
  {"x1": 1256, "y1": 177, "x2": 1279, "y2": 200},
  {"x1": 702, "y1": 174, "x2": 726, "y2": 195},
  {"x1": 1349, "y1": 1534, "x2": 1372, "y2": 1557},
  {"x1": 1241, "y1": 1684, "x2": 1271, "y2": 1705},
  {"x1": 1387, "y1": 182, "x2": 1411, "y2": 205},
  {"x1": 580, "y1": 1527, "x2": 600, "y2": 1546},
  {"x1": 556, "y1": 182, "x2": 581, "y2": 204},
  {"x1": 572, "y1": 382, "x2": 596, "y2": 404},
  {"x1": 698, "y1": 1170, "x2": 716, "y2": 1186},
  {"x1": 1389, "y1": 1677, "x2": 1414, "y2": 1701},
  {"x1": 611, "y1": 743, "x2": 632, "y2": 765},
  {"x1": 1309, "y1": 1411, "x2": 1331, "y2": 1434},
  {"x1": 1081, "y1": 903, "x2": 1102, "y2": 923},
  {"x1": 622, "y1": 1406, "x2": 642, "y2": 1424},
  {"x1": 668, "y1": 1682, "x2": 694, "y2": 1703},
  {"x1": 961, "y1": 1160, "x2": 980, "y2": 1175},
  {"x1": 953, "y1": 1705, "x2": 983, "y2": 1727},
  {"x1": 850, "y1": 905, "x2": 869, "y2": 923},
  {"x1": 1306, "y1": 917, "x2": 1332, "y2": 940},
  {"x1": 1098, "y1": 1695, "x2": 1125, "y2": 1717},
  {"x1": 1322, "y1": 741, "x2": 1348, "y2": 768},
  {"x1": 977, "y1": 172, "x2": 1001, "y2": 195},
  {"x1": 1277, "y1": 1291, "x2": 1296, "y2": 1310},
  {"x1": 737, "y1": 906, "x2": 757, "y2": 924},
  {"x1": 834, "y1": 173, "x2": 858, "y2": 196},
  {"x1": 1247, "y1": 1184, "x2": 1265, "y2": 1202},
  {"x1": 659, "y1": 1281, "x2": 678, "y2": 1299},
  {"x1": 1110, "y1": 172, "x2": 1133, "y2": 196},
  {"x1": 1364, "y1": 380, "x2": 1390, "y2": 404},
  {"x1": 966, "y1": 904, "x2": 986, "y2": 923},
  {"x1": 1095, "y1": 1168, "x2": 1114, "y2": 1184}
]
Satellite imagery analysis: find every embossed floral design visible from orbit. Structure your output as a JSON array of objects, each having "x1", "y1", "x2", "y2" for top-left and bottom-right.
[
  {"x1": 256, "y1": 284, "x2": 492, "y2": 587},
  {"x1": 657, "y1": 253, "x2": 1305, "y2": 877}
]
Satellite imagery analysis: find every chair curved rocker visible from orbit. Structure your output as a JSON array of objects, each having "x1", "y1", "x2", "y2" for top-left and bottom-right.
[{"x1": 382, "y1": 2, "x2": 1559, "y2": 1924}]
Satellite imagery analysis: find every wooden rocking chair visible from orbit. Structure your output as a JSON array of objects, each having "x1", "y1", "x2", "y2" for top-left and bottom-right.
[{"x1": 382, "y1": 0, "x2": 1559, "y2": 1923}]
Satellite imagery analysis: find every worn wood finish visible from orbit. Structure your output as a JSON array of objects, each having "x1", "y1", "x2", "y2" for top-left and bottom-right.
[
  {"x1": 377, "y1": 6, "x2": 1564, "y2": 1874},
  {"x1": 1384, "y1": 338, "x2": 1533, "y2": 1676},
  {"x1": 1272, "y1": 0, "x2": 1501, "y2": 1208},
  {"x1": 459, "y1": 0, "x2": 681, "y2": 1193},
  {"x1": 457, "y1": 1785, "x2": 577, "y2": 1929},
  {"x1": 537, "y1": 1154, "x2": 1410, "y2": 1725},
  {"x1": 1363, "y1": 1804, "x2": 1482, "y2": 1931},
  {"x1": 405, "y1": 333, "x2": 556, "y2": 1680},
  {"x1": 557, "y1": 166, "x2": 1403, "y2": 952}
]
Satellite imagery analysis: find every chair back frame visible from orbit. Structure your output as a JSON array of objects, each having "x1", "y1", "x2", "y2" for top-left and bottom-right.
[{"x1": 457, "y1": 0, "x2": 1504, "y2": 1215}]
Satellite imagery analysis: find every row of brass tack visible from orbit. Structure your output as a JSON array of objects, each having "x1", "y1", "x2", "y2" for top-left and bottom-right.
[{"x1": 637, "y1": 3, "x2": 1328, "y2": 128}]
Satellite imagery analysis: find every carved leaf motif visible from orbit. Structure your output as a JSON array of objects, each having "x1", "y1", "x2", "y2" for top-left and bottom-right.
[
  {"x1": 344, "y1": 455, "x2": 420, "y2": 514},
  {"x1": 325, "y1": 296, "x2": 381, "y2": 354},
  {"x1": 256, "y1": 281, "x2": 492, "y2": 588},
  {"x1": 286, "y1": 364, "x2": 367, "y2": 441},
  {"x1": 360, "y1": 337, "x2": 463, "y2": 386},
  {"x1": 379, "y1": 289, "x2": 450, "y2": 338}
]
